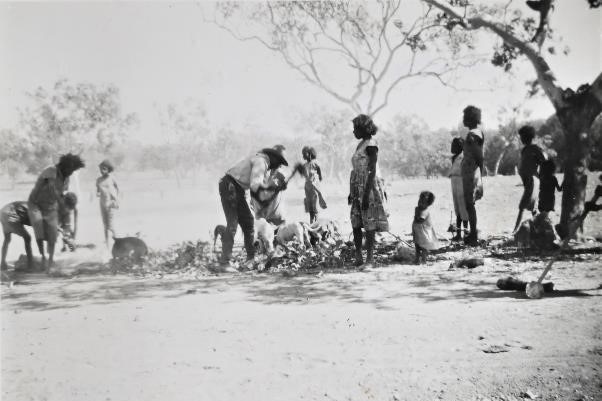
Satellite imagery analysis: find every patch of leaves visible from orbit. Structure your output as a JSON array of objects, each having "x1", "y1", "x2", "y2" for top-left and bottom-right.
[{"x1": 109, "y1": 240, "x2": 216, "y2": 278}]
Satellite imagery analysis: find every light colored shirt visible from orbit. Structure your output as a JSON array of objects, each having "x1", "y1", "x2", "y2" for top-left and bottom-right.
[{"x1": 226, "y1": 153, "x2": 270, "y2": 192}]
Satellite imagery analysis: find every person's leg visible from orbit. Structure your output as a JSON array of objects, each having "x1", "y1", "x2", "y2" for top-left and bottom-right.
[
  {"x1": 1, "y1": 232, "x2": 10, "y2": 270},
  {"x1": 309, "y1": 212, "x2": 317, "y2": 224},
  {"x1": 414, "y1": 243, "x2": 422, "y2": 264},
  {"x1": 219, "y1": 177, "x2": 239, "y2": 263},
  {"x1": 353, "y1": 227, "x2": 363, "y2": 266},
  {"x1": 28, "y1": 203, "x2": 46, "y2": 262},
  {"x1": 454, "y1": 216, "x2": 462, "y2": 241},
  {"x1": 47, "y1": 240, "x2": 56, "y2": 271},
  {"x1": 36, "y1": 239, "x2": 45, "y2": 261},
  {"x1": 101, "y1": 207, "x2": 110, "y2": 247},
  {"x1": 45, "y1": 210, "x2": 59, "y2": 271},
  {"x1": 515, "y1": 175, "x2": 534, "y2": 232},
  {"x1": 513, "y1": 208, "x2": 525, "y2": 233},
  {"x1": 465, "y1": 201, "x2": 478, "y2": 245},
  {"x1": 10, "y1": 224, "x2": 34, "y2": 269},
  {"x1": 365, "y1": 230, "x2": 375, "y2": 263},
  {"x1": 23, "y1": 232, "x2": 33, "y2": 268},
  {"x1": 237, "y1": 190, "x2": 256, "y2": 261}
]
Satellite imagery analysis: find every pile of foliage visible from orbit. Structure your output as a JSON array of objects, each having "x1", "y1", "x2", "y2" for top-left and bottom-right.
[{"x1": 108, "y1": 233, "x2": 425, "y2": 278}]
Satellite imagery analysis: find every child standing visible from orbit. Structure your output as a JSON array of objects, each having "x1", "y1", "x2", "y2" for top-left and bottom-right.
[
  {"x1": 514, "y1": 125, "x2": 546, "y2": 232},
  {"x1": 302, "y1": 146, "x2": 327, "y2": 223},
  {"x1": 412, "y1": 191, "x2": 440, "y2": 264},
  {"x1": 96, "y1": 160, "x2": 119, "y2": 247},
  {"x1": 449, "y1": 137, "x2": 468, "y2": 241},
  {"x1": 538, "y1": 159, "x2": 562, "y2": 214},
  {"x1": 59, "y1": 192, "x2": 78, "y2": 252}
]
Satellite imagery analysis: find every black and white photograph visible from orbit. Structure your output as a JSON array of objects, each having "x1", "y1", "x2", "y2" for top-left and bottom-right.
[{"x1": 1, "y1": 1, "x2": 601, "y2": 400}]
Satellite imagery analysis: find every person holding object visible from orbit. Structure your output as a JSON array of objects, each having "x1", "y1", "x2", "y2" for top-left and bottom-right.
[
  {"x1": 219, "y1": 146, "x2": 288, "y2": 266},
  {"x1": 28, "y1": 153, "x2": 85, "y2": 271}
]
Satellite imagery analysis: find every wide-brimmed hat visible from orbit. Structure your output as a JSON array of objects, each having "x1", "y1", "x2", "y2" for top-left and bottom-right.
[{"x1": 260, "y1": 147, "x2": 288, "y2": 167}]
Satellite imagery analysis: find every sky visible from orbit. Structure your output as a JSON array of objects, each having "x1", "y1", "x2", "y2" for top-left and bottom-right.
[{"x1": 0, "y1": 1, "x2": 600, "y2": 143}]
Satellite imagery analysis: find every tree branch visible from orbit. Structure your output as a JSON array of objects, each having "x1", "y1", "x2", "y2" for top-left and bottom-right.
[{"x1": 421, "y1": 0, "x2": 565, "y2": 109}]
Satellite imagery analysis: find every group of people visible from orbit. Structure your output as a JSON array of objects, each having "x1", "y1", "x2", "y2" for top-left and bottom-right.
[
  {"x1": 1, "y1": 156, "x2": 120, "y2": 271},
  {"x1": 3, "y1": 104, "x2": 599, "y2": 272},
  {"x1": 217, "y1": 106, "x2": 487, "y2": 268}
]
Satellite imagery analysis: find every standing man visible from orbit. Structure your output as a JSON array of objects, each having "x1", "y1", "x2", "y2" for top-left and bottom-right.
[
  {"x1": 28, "y1": 153, "x2": 85, "y2": 272},
  {"x1": 218, "y1": 146, "x2": 288, "y2": 266}
]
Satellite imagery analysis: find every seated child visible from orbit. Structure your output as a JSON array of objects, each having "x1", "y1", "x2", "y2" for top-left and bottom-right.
[
  {"x1": 1, "y1": 201, "x2": 34, "y2": 270},
  {"x1": 59, "y1": 192, "x2": 78, "y2": 252},
  {"x1": 412, "y1": 191, "x2": 440, "y2": 264}
]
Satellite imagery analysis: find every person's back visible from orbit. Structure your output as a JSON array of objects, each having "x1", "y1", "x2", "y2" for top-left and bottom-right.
[
  {"x1": 519, "y1": 144, "x2": 545, "y2": 177},
  {"x1": 1, "y1": 201, "x2": 30, "y2": 227},
  {"x1": 462, "y1": 128, "x2": 484, "y2": 173},
  {"x1": 538, "y1": 160, "x2": 561, "y2": 213}
]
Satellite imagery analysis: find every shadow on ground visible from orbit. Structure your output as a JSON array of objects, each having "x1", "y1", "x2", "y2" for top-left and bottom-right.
[{"x1": 2, "y1": 255, "x2": 600, "y2": 313}]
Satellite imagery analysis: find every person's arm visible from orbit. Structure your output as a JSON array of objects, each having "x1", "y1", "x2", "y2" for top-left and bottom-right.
[
  {"x1": 316, "y1": 164, "x2": 323, "y2": 181},
  {"x1": 113, "y1": 178, "x2": 120, "y2": 199},
  {"x1": 73, "y1": 207, "x2": 78, "y2": 239},
  {"x1": 362, "y1": 146, "x2": 378, "y2": 210},
  {"x1": 414, "y1": 208, "x2": 426, "y2": 223}
]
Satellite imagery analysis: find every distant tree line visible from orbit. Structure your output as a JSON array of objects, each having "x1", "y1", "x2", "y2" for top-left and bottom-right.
[{"x1": 2, "y1": 80, "x2": 601, "y2": 189}]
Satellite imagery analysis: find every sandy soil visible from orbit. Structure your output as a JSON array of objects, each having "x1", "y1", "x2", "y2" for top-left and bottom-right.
[{"x1": 1, "y1": 174, "x2": 601, "y2": 401}]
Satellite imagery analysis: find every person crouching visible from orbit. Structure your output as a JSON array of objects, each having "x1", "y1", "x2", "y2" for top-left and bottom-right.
[{"x1": 218, "y1": 147, "x2": 288, "y2": 266}]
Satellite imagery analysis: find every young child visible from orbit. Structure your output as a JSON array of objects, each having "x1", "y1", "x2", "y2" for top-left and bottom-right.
[
  {"x1": 537, "y1": 159, "x2": 562, "y2": 214},
  {"x1": 412, "y1": 191, "x2": 440, "y2": 264},
  {"x1": 1, "y1": 201, "x2": 33, "y2": 270},
  {"x1": 514, "y1": 125, "x2": 546, "y2": 232},
  {"x1": 59, "y1": 192, "x2": 78, "y2": 252},
  {"x1": 449, "y1": 137, "x2": 468, "y2": 241},
  {"x1": 96, "y1": 159, "x2": 119, "y2": 247},
  {"x1": 302, "y1": 146, "x2": 327, "y2": 223}
]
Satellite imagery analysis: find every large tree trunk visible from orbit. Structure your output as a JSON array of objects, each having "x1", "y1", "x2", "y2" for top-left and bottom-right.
[{"x1": 556, "y1": 88, "x2": 602, "y2": 239}]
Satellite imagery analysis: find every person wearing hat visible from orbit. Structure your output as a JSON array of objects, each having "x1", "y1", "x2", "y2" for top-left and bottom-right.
[
  {"x1": 250, "y1": 145, "x2": 289, "y2": 226},
  {"x1": 219, "y1": 147, "x2": 288, "y2": 265},
  {"x1": 28, "y1": 153, "x2": 85, "y2": 271},
  {"x1": 96, "y1": 159, "x2": 120, "y2": 248}
]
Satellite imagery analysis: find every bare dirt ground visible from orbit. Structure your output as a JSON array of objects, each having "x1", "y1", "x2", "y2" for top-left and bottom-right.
[{"x1": 1, "y1": 173, "x2": 601, "y2": 401}]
